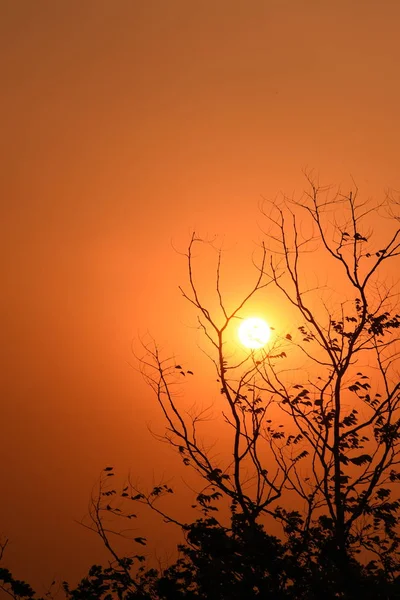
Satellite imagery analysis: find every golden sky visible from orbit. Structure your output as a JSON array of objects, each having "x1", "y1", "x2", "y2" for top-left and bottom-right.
[{"x1": 1, "y1": 0, "x2": 400, "y2": 590}]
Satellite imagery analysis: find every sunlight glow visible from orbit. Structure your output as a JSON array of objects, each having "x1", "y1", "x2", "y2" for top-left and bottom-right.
[{"x1": 238, "y1": 317, "x2": 271, "y2": 349}]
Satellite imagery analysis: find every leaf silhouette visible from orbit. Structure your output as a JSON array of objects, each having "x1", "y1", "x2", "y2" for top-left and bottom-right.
[
  {"x1": 134, "y1": 537, "x2": 147, "y2": 545},
  {"x1": 348, "y1": 454, "x2": 372, "y2": 466}
]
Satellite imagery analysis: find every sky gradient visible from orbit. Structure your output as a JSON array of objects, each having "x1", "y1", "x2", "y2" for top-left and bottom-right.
[{"x1": 1, "y1": 0, "x2": 400, "y2": 591}]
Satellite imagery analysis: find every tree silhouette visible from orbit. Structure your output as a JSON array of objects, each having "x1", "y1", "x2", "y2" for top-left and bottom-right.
[
  {"x1": 136, "y1": 176, "x2": 400, "y2": 595},
  {"x1": 2, "y1": 177, "x2": 400, "y2": 598}
]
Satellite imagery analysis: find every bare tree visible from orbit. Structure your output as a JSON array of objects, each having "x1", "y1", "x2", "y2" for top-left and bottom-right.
[
  {"x1": 4, "y1": 179, "x2": 400, "y2": 598},
  {"x1": 257, "y1": 178, "x2": 400, "y2": 574},
  {"x1": 140, "y1": 233, "x2": 296, "y2": 524},
  {"x1": 139, "y1": 177, "x2": 400, "y2": 582}
]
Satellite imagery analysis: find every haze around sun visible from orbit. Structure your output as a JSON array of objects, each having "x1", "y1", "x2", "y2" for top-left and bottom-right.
[{"x1": 238, "y1": 317, "x2": 271, "y2": 349}]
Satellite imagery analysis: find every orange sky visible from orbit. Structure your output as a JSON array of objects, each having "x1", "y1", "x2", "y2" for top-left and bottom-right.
[{"x1": 1, "y1": 0, "x2": 400, "y2": 591}]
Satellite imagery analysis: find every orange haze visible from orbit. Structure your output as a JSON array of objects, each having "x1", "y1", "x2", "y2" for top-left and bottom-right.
[{"x1": 1, "y1": 0, "x2": 400, "y2": 591}]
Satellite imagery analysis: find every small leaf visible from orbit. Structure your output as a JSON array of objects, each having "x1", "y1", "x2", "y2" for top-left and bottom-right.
[
  {"x1": 376, "y1": 488, "x2": 391, "y2": 500},
  {"x1": 348, "y1": 454, "x2": 372, "y2": 466},
  {"x1": 134, "y1": 537, "x2": 147, "y2": 546}
]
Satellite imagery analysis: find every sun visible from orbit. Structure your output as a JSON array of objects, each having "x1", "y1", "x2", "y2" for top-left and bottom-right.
[{"x1": 238, "y1": 317, "x2": 271, "y2": 349}]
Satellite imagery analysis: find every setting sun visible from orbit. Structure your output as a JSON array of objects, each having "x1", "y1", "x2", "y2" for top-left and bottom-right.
[{"x1": 238, "y1": 317, "x2": 271, "y2": 349}]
